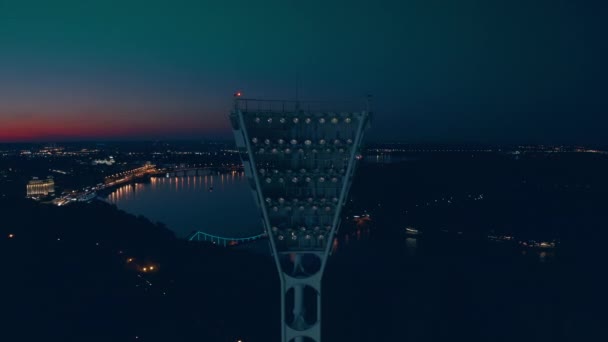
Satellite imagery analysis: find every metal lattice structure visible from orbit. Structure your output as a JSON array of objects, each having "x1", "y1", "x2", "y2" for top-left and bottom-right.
[{"x1": 230, "y1": 97, "x2": 370, "y2": 342}]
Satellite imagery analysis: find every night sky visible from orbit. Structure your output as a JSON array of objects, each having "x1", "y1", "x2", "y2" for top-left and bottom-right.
[{"x1": 1, "y1": 0, "x2": 606, "y2": 143}]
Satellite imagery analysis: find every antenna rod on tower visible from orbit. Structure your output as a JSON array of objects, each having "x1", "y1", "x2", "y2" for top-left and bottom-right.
[{"x1": 295, "y1": 72, "x2": 300, "y2": 111}]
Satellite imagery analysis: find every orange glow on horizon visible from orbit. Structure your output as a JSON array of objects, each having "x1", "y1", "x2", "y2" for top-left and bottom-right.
[{"x1": 0, "y1": 115, "x2": 229, "y2": 141}]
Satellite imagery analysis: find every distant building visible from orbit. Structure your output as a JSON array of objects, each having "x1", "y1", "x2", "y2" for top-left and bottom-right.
[
  {"x1": 92, "y1": 157, "x2": 115, "y2": 165},
  {"x1": 26, "y1": 177, "x2": 55, "y2": 198}
]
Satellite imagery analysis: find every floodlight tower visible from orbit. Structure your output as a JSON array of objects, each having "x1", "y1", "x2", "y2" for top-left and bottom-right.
[{"x1": 230, "y1": 95, "x2": 370, "y2": 342}]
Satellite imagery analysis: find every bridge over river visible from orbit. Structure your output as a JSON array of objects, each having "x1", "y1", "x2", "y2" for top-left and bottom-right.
[{"x1": 187, "y1": 230, "x2": 267, "y2": 247}]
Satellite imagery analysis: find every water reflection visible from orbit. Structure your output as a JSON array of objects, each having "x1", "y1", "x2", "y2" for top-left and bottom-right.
[
  {"x1": 330, "y1": 222, "x2": 555, "y2": 265},
  {"x1": 520, "y1": 249, "x2": 555, "y2": 262},
  {"x1": 105, "y1": 171, "x2": 259, "y2": 238},
  {"x1": 331, "y1": 227, "x2": 370, "y2": 254},
  {"x1": 405, "y1": 237, "x2": 418, "y2": 256},
  {"x1": 107, "y1": 171, "x2": 249, "y2": 203},
  {"x1": 364, "y1": 154, "x2": 416, "y2": 164}
]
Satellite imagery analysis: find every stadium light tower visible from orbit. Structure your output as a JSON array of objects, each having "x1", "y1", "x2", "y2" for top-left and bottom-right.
[{"x1": 230, "y1": 96, "x2": 370, "y2": 342}]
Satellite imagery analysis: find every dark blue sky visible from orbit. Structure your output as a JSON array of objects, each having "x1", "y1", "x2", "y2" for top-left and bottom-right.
[{"x1": 0, "y1": 0, "x2": 606, "y2": 143}]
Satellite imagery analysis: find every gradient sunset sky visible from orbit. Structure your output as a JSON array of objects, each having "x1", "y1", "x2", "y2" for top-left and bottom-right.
[{"x1": 1, "y1": 0, "x2": 606, "y2": 143}]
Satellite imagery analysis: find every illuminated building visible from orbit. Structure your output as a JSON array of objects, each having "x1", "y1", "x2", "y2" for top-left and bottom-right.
[
  {"x1": 230, "y1": 97, "x2": 370, "y2": 342},
  {"x1": 92, "y1": 157, "x2": 115, "y2": 165},
  {"x1": 26, "y1": 177, "x2": 55, "y2": 198}
]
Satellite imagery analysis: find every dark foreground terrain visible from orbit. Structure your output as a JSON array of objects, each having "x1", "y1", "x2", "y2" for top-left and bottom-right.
[{"x1": 1, "y1": 199, "x2": 278, "y2": 342}]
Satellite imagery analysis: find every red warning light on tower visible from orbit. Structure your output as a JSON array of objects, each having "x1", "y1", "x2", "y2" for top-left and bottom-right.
[{"x1": 234, "y1": 91, "x2": 242, "y2": 97}]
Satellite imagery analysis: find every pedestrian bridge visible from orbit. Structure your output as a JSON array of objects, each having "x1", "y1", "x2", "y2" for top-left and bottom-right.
[{"x1": 187, "y1": 230, "x2": 267, "y2": 247}]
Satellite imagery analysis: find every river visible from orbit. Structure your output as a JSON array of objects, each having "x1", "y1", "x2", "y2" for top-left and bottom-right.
[{"x1": 105, "y1": 170, "x2": 262, "y2": 238}]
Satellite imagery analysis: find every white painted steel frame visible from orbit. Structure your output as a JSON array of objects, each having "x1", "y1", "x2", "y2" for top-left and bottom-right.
[{"x1": 233, "y1": 105, "x2": 369, "y2": 342}]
